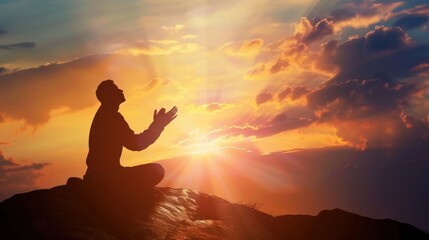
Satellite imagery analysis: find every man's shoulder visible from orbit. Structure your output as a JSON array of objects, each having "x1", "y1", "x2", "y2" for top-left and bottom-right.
[{"x1": 93, "y1": 108, "x2": 125, "y2": 123}]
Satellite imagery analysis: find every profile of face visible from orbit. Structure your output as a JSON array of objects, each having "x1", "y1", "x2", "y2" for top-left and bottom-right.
[{"x1": 96, "y1": 80, "x2": 126, "y2": 105}]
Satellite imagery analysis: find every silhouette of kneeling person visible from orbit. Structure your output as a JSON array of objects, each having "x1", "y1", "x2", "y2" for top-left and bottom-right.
[{"x1": 83, "y1": 80, "x2": 177, "y2": 203}]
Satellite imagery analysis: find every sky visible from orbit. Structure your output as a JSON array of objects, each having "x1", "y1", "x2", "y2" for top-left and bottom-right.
[{"x1": 0, "y1": 0, "x2": 428, "y2": 232}]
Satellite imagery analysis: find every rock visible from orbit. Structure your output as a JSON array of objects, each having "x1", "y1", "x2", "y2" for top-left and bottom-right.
[{"x1": 0, "y1": 178, "x2": 428, "y2": 240}]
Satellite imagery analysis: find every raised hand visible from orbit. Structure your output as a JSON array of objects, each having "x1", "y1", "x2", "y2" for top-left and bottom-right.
[{"x1": 153, "y1": 106, "x2": 178, "y2": 127}]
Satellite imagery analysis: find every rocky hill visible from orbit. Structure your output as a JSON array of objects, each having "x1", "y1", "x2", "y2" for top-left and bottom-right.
[{"x1": 0, "y1": 178, "x2": 427, "y2": 240}]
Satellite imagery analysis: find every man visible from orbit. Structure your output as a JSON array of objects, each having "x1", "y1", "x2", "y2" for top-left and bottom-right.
[{"x1": 84, "y1": 80, "x2": 177, "y2": 191}]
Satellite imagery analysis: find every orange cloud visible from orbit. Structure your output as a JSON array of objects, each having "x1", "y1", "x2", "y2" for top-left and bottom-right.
[
  {"x1": 244, "y1": 63, "x2": 268, "y2": 79},
  {"x1": 187, "y1": 102, "x2": 237, "y2": 114},
  {"x1": 255, "y1": 92, "x2": 273, "y2": 106},
  {"x1": 278, "y1": 86, "x2": 310, "y2": 102},
  {"x1": 161, "y1": 24, "x2": 184, "y2": 33},
  {"x1": 329, "y1": 1, "x2": 404, "y2": 31},
  {"x1": 293, "y1": 18, "x2": 334, "y2": 44},
  {"x1": 220, "y1": 38, "x2": 264, "y2": 58},
  {"x1": 117, "y1": 40, "x2": 200, "y2": 55},
  {"x1": 182, "y1": 34, "x2": 197, "y2": 39},
  {"x1": 204, "y1": 114, "x2": 313, "y2": 139}
]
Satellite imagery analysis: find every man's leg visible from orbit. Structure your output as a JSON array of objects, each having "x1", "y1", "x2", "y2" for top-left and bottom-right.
[{"x1": 125, "y1": 163, "x2": 165, "y2": 189}]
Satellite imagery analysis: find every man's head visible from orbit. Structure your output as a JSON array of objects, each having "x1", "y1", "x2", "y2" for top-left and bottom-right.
[{"x1": 96, "y1": 80, "x2": 126, "y2": 105}]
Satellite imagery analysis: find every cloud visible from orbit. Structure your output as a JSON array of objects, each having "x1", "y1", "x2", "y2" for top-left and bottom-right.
[
  {"x1": 0, "y1": 53, "x2": 156, "y2": 127},
  {"x1": 278, "y1": 86, "x2": 310, "y2": 102},
  {"x1": 304, "y1": 19, "x2": 334, "y2": 44},
  {"x1": 182, "y1": 34, "x2": 197, "y2": 40},
  {"x1": 0, "y1": 41, "x2": 36, "y2": 50},
  {"x1": 0, "y1": 150, "x2": 49, "y2": 201},
  {"x1": 308, "y1": 0, "x2": 404, "y2": 31},
  {"x1": 255, "y1": 2, "x2": 423, "y2": 79},
  {"x1": 306, "y1": 1, "x2": 428, "y2": 34},
  {"x1": 365, "y1": 26, "x2": 411, "y2": 52},
  {"x1": 0, "y1": 28, "x2": 6, "y2": 35},
  {"x1": 308, "y1": 76, "x2": 417, "y2": 122},
  {"x1": 255, "y1": 92, "x2": 273, "y2": 106},
  {"x1": 247, "y1": 13, "x2": 429, "y2": 150},
  {"x1": 390, "y1": 4, "x2": 429, "y2": 20},
  {"x1": 220, "y1": 38, "x2": 264, "y2": 58},
  {"x1": 139, "y1": 78, "x2": 171, "y2": 92},
  {"x1": 294, "y1": 18, "x2": 334, "y2": 44},
  {"x1": 269, "y1": 58, "x2": 289, "y2": 74},
  {"x1": 246, "y1": 40, "x2": 307, "y2": 78},
  {"x1": 186, "y1": 102, "x2": 236, "y2": 114},
  {"x1": 245, "y1": 63, "x2": 267, "y2": 79},
  {"x1": 117, "y1": 39, "x2": 200, "y2": 55},
  {"x1": 0, "y1": 67, "x2": 7, "y2": 75},
  {"x1": 205, "y1": 103, "x2": 225, "y2": 112},
  {"x1": 412, "y1": 63, "x2": 429, "y2": 72},
  {"x1": 305, "y1": 26, "x2": 429, "y2": 149},
  {"x1": 323, "y1": 26, "x2": 426, "y2": 82},
  {"x1": 247, "y1": 20, "x2": 324, "y2": 78},
  {"x1": 205, "y1": 113, "x2": 313, "y2": 139},
  {"x1": 161, "y1": 24, "x2": 184, "y2": 33},
  {"x1": 394, "y1": 14, "x2": 429, "y2": 30}
]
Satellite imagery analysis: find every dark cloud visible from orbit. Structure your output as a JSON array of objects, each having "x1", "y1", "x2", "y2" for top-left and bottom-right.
[
  {"x1": 307, "y1": 26, "x2": 429, "y2": 149},
  {"x1": 308, "y1": 76, "x2": 417, "y2": 121},
  {"x1": 365, "y1": 26, "x2": 410, "y2": 52},
  {"x1": 0, "y1": 67, "x2": 7, "y2": 75},
  {"x1": 278, "y1": 88, "x2": 292, "y2": 101},
  {"x1": 322, "y1": 26, "x2": 428, "y2": 82},
  {"x1": 329, "y1": 8, "x2": 355, "y2": 22},
  {"x1": 0, "y1": 53, "x2": 154, "y2": 127},
  {"x1": 0, "y1": 41, "x2": 36, "y2": 50},
  {"x1": 0, "y1": 28, "x2": 6, "y2": 35},
  {"x1": 0, "y1": 151, "x2": 49, "y2": 201},
  {"x1": 333, "y1": 112, "x2": 429, "y2": 150},
  {"x1": 293, "y1": 17, "x2": 334, "y2": 46},
  {"x1": 394, "y1": 14, "x2": 429, "y2": 30},
  {"x1": 270, "y1": 58, "x2": 289, "y2": 74},
  {"x1": 302, "y1": 19, "x2": 334, "y2": 44},
  {"x1": 255, "y1": 92, "x2": 273, "y2": 105},
  {"x1": 278, "y1": 86, "x2": 310, "y2": 101}
]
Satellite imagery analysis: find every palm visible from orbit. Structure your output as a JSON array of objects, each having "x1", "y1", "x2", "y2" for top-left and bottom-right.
[{"x1": 153, "y1": 106, "x2": 178, "y2": 127}]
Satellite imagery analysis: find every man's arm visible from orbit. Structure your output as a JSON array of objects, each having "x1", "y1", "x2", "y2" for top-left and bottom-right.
[
  {"x1": 120, "y1": 106, "x2": 177, "y2": 151},
  {"x1": 122, "y1": 120, "x2": 164, "y2": 151}
]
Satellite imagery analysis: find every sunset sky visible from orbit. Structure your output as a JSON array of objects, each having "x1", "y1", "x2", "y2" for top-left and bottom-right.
[{"x1": 1, "y1": 0, "x2": 429, "y2": 231}]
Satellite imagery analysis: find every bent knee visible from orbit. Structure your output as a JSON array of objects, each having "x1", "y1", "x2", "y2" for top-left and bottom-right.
[{"x1": 152, "y1": 163, "x2": 165, "y2": 181}]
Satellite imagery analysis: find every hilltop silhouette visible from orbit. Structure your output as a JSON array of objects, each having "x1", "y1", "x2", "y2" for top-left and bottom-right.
[{"x1": 0, "y1": 179, "x2": 428, "y2": 240}]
